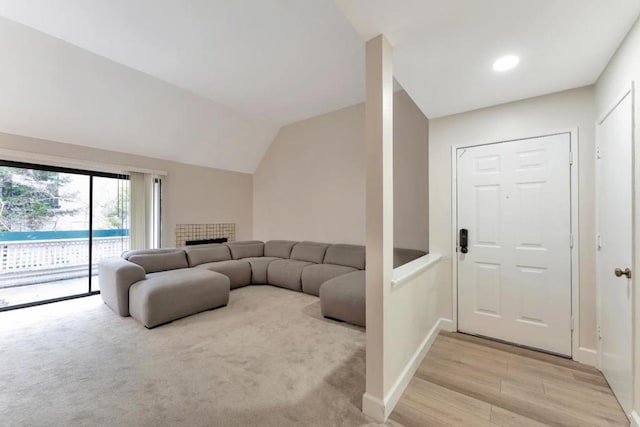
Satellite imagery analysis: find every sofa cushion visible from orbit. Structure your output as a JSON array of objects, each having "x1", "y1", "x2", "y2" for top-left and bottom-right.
[
  {"x1": 301, "y1": 264, "x2": 357, "y2": 296},
  {"x1": 290, "y1": 241, "x2": 329, "y2": 264},
  {"x1": 122, "y1": 248, "x2": 182, "y2": 260},
  {"x1": 145, "y1": 267, "x2": 192, "y2": 279},
  {"x1": 267, "y1": 259, "x2": 313, "y2": 292},
  {"x1": 264, "y1": 240, "x2": 297, "y2": 259},
  {"x1": 196, "y1": 260, "x2": 252, "y2": 289},
  {"x1": 126, "y1": 250, "x2": 188, "y2": 274},
  {"x1": 393, "y1": 248, "x2": 427, "y2": 268},
  {"x1": 184, "y1": 244, "x2": 231, "y2": 267},
  {"x1": 129, "y1": 269, "x2": 230, "y2": 328},
  {"x1": 243, "y1": 256, "x2": 280, "y2": 284},
  {"x1": 226, "y1": 240, "x2": 264, "y2": 259},
  {"x1": 323, "y1": 244, "x2": 365, "y2": 270},
  {"x1": 319, "y1": 270, "x2": 365, "y2": 327}
]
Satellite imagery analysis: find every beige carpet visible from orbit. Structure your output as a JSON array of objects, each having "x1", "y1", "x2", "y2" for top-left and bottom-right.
[{"x1": 0, "y1": 286, "x2": 383, "y2": 427}]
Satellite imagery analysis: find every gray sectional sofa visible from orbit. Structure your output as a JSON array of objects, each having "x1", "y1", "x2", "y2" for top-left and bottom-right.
[{"x1": 98, "y1": 240, "x2": 425, "y2": 328}]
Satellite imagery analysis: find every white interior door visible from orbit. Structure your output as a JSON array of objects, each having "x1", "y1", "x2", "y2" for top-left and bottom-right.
[
  {"x1": 457, "y1": 134, "x2": 572, "y2": 356},
  {"x1": 597, "y1": 90, "x2": 633, "y2": 415}
]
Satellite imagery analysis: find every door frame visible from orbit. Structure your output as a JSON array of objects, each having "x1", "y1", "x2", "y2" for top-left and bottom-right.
[
  {"x1": 595, "y1": 82, "x2": 635, "y2": 376},
  {"x1": 451, "y1": 129, "x2": 580, "y2": 359}
]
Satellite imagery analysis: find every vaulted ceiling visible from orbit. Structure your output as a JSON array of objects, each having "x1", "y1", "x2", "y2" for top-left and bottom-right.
[{"x1": 0, "y1": 1, "x2": 638, "y2": 172}]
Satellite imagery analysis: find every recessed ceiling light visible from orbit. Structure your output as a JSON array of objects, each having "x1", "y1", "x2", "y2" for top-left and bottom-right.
[{"x1": 493, "y1": 55, "x2": 520, "y2": 72}]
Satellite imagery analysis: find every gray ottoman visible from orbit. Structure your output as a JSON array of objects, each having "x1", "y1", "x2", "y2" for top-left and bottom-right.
[
  {"x1": 129, "y1": 269, "x2": 230, "y2": 328},
  {"x1": 319, "y1": 270, "x2": 365, "y2": 327}
]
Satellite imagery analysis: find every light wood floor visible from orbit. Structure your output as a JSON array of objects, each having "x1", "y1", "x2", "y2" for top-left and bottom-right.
[{"x1": 389, "y1": 331, "x2": 628, "y2": 427}]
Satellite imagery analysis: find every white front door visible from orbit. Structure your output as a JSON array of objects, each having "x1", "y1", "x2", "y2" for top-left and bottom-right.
[
  {"x1": 597, "y1": 90, "x2": 633, "y2": 415},
  {"x1": 457, "y1": 134, "x2": 572, "y2": 356}
]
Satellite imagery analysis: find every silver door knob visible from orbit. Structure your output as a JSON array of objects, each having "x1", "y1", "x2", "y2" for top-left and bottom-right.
[{"x1": 614, "y1": 268, "x2": 632, "y2": 279}]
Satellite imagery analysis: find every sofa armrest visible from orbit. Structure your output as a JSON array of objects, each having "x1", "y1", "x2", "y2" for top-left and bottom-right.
[{"x1": 98, "y1": 257, "x2": 146, "y2": 317}]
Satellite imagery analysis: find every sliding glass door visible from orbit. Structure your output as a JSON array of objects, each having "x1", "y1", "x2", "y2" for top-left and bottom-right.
[
  {"x1": 0, "y1": 161, "x2": 130, "y2": 310},
  {"x1": 91, "y1": 175, "x2": 130, "y2": 292}
]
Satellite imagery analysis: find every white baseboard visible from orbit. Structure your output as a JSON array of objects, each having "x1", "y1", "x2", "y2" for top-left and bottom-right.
[
  {"x1": 439, "y1": 318, "x2": 455, "y2": 332},
  {"x1": 574, "y1": 346, "x2": 597, "y2": 367},
  {"x1": 361, "y1": 317, "x2": 452, "y2": 422},
  {"x1": 631, "y1": 410, "x2": 640, "y2": 427},
  {"x1": 362, "y1": 393, "x2": 385, "y2": 423},
  {"x1": 383, "y1": 318, "x2": 451, "y2": 418}
]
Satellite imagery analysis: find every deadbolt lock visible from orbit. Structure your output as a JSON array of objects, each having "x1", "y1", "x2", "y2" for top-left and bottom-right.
[{"x1": 614, "y1": 267, "x2": 632, "y2": 279}]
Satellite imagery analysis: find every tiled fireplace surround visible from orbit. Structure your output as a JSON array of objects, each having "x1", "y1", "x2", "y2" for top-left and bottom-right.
[{"x1": 175, "y1": 223, "x2": 236, "y2": 248}]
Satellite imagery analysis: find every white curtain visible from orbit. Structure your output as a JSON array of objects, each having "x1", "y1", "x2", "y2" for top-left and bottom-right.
[
  {"x1": 129, "y1": 172, "x2": 158, "y2": 250},
  {"x1": 116, "y1": 172, "x2": 130, "y2": 254}
]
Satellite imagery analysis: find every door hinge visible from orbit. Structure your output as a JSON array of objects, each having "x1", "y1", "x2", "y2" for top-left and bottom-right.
[
  {"x1": 570, "y1": 234, "x2": 574, "y2": 249},
  {"x1": 570, "y1": 317, "x2": 575, "y2": 331},
  {"x1": 569, "y1": 151, "x2": 574, "y2": 165},
  {"x1": 596, "y1": 146, "x2": 601, "y2": 160},
  {"x1": 597, "y1": 325, "x2": 602, "y2": 340},
  {"x1": 596, "y1": 234, "x2": 602, "y2": 250}
]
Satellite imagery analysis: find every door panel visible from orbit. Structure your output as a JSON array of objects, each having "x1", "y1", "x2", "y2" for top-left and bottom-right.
[
  {"x1": 517, "y1": 182, "x2": 544, "y2": 245},
  {"x1": 91, "y1": 175, "x2": 131, "y2": 292},
  {"x1": 457, "y1": 134, "x2": 572, "y2": 356},
  {"x1": 0, "y1": 168, "x2": 90, "y2": 307},
  {"x1": 597, "y1": 91, "x2": 633, "y2": 415},
  {"x1": 516, "y1": 265, "x2": 548, "y2": 326},
  {"x1": 475, "y1": 185, "x2": 501, "y2": 244},
  {"x1": 474, "y1": 262, "x2": 502, "y2": 316}
]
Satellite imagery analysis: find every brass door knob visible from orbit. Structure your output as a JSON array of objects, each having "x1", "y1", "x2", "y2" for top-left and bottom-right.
[{"x1": 614, "y1": 268, "x2": 632, "y2": 279}]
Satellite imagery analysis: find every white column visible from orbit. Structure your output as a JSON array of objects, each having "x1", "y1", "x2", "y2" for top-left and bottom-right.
[{"x1": 362, "y1": 34, "x2": 394, "y2": 422}]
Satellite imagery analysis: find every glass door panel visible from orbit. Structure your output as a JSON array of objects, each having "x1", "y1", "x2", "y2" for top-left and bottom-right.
[
  {"x1": 0, "y1": 166, "x2": 90, "y2": 308},
  {"x1": 91, "y1": 176, "x2": 130, "y2": 292}
]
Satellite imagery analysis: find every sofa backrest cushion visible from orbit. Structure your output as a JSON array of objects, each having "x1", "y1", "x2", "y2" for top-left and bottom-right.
[
  {"x1": 290, "y1": 241, "x2": 329, "y2": 264},
  {"x1": 264, "y1": 240, "x2": 297, "y2": 259},
  {"x1": 126, "y1": 249, "x2": 188, "y2": 274},
  {"x1": 184, "y1": 244, "x2": 232, "y2": 267},
  {"x1": 323, "y1": 244, "x2": 366, "y2": 270},
  {"x1": 123, "y1": 248, "x2": 180, "y2": 260},
  {"x1": 226, "y1": 240, "x2": 264, "y2": 259}
]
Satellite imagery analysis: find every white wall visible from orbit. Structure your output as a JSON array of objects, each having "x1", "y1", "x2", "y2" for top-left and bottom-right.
[
  {"x1": 0, "y1": 132, "x2": 254, "y2": 245},
  {"x1": 382, "y1": 256, "x2": 446, "y2": 417},
  {"x1": 253, "y1": 101, "x2": 365, "y2": 244},
  {"x1": 594, "y1": 16, "x2": 640, "y2": 419},
  {"x1": 253, "y1": 90, "x2": 429, "y2": 250},
  {"x1": 428, "y1": 86, "x2": 597, "y2": 352}
]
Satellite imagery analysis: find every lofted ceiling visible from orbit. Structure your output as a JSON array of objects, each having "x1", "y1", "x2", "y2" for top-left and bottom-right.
[
  {"x1": 337, "y1": 0, "x2": 640, "y2": 118},
  {"x1": 0, "y1": 0, "x2": 365, "y2": 126},
  {"x1": 0, "y1": 0, "x2": 365, "y2": 173},
  {"x1": 0, "y1": 1, "x2": 638, "y2": 172},
  {"x1": 0, "y1": 15, "x2": 280, "y2": 174}
]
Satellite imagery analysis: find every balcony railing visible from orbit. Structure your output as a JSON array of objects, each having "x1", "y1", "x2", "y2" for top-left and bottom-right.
[{"x1": 0, "y1": 231, "x2": 129, "y2": 288}]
